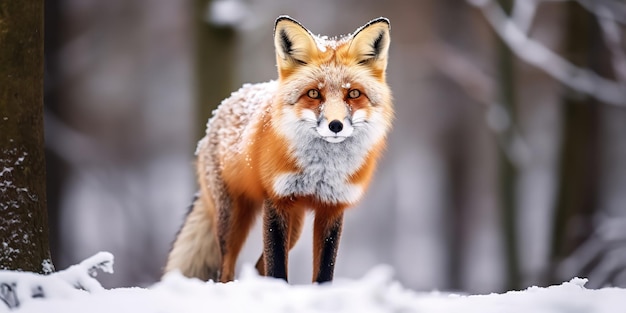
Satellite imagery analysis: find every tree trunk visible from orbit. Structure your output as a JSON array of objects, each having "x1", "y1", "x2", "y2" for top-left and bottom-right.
[
  {"x1": 549, "y1": 2, "x2": 602, "y2": 283},
  {"x1": 0, "y1": 0, "x2": 53, "y2": 273},
  {"x1": 496, "y1": 0, "x2": 521, "y2": 291},
  {"x1": 194, "y1": 0, "x2": 236, "y2": 140},
  {"x1": 43, "y1": 0, "x2": 66, "y2": 268}
]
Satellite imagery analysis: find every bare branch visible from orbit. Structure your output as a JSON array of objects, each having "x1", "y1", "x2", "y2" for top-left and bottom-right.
[
  {"x1": 421, "y1": 42, "x2": 532, "y2": 167},
  {"x1": 578, "y1": 0, "x2": 626, "y2": 26},
  {"x1": 596, "y1": 5, "x2": 626, "y2": 83}
]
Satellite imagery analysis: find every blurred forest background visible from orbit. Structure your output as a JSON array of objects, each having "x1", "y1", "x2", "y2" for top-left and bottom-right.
[{"x1": 42, "y1": 0, "x2": 626, "y2": 293}]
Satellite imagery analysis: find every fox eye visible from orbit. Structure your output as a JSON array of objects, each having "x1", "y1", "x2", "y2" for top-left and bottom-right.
[
  {"x1": 348, "y1": 89, "x2": 361, "y2": 99},
  {"x1": 307, "y1": 89, "x2": 320, "y2": 99}
]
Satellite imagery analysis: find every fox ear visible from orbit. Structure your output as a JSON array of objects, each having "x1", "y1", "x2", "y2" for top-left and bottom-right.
[
  {"x1": 274, "y1": 16, "x2": 317, "y2": 73},
  {"x1": 348, "y1": 18, "x2": 391, "y2": 74}
]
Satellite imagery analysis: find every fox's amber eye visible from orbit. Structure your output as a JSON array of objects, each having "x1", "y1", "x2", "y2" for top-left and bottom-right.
[
  {"x1": 307, "y1": 89, "x2": 320, "y2": 99},
  {"x1": 348, "y1": 89, "x2": 361, "y2": 99}
]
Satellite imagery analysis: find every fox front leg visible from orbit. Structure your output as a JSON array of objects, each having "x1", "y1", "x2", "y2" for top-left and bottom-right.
[
  {"x1": 313, "y1": 211, "x2": 344, "y2": 283},
  {"x1": 262, "y1": 200, "x2": 289, "y2": 281}
]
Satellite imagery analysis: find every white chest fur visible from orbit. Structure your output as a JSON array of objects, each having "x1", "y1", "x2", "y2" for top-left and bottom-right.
[
  {"x1": 271, "y1": 135, "x2": 369, "y2": 205},
  {"x1": 268, "y1": 102, "x2": 389, "y2": 205}
]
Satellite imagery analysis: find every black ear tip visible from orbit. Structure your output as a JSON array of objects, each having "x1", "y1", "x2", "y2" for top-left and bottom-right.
[
  {"x1": 352, "y1": 17, "x2": 391, "y2": 38},
  {"x1": 367, "y1": 17, "x2": 390, "y2": 29},
  {"x1": 274, "y1": 15, "x2": 307, "y2": 35},
  {"x1": 275, "y1": 15, "x2": 296, "y2": 25}
]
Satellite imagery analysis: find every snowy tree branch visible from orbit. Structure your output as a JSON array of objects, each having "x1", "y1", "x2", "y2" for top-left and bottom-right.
[
  {"x1": 557, "y1": 215, "x2": 626, "y2": 288},
  {"x1": 53, "y1": 252, "x2": 114, "y2": 292},
  {"x1": 468, "y1": 0, "x2": 626, "y2": 107},
  {"x1": 511, "y1": 0, "x2": 541, "y2": 34},
  {"x1": 0, "y1": 252, "x2": 113, "y2": 310}
]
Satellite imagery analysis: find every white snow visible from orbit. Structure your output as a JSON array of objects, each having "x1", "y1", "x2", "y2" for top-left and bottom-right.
[
  {"x1": 2, "y1": 253, "x2": 626, "y2": 313},
  {"x1": 0, "y1": 252, "x2": 113, "y2": 311},
  {"x1": 41, "y1": 259, "x2": 54, "y2": 275},
  {"x1": 0, "y1": 167, "x2": 13, "y2": 177},
  {"x1": 313, "y1": 33, "x2": 352, "y2": 52}
]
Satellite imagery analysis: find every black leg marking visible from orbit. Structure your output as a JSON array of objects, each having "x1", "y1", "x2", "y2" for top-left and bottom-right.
[
  {"x1": 316, "y1": 214, "x2": 344, "y2": 283},
  {"x1": 263, "y1": 201, "x2": 288, "y2": 281}
]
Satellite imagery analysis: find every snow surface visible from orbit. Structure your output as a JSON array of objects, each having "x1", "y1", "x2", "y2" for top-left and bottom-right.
[{"x1": 1, "y1": 253, "x2": 626, "y2": 313}]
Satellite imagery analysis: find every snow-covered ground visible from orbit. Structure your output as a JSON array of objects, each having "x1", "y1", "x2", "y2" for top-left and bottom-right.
[{"x1": 2, "y1": 253, "x2": 625, "y2": 313}]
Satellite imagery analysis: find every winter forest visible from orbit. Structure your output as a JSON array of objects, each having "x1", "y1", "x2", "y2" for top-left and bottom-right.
[{"x1": 2, "y1": 0, "x2": 626, "y2": 304}]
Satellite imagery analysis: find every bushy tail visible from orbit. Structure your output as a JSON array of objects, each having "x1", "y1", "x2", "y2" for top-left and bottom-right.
[{"x1": 164, "y1": 194, "x2": 221, "y2": 281}]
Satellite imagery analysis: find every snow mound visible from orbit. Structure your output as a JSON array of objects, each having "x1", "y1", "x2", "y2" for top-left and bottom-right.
[
  {"x1": 0, "y1": 252, "x2": 113, "y2": 311},
  {"x1": 3, "y1": 252, "x2": 626, "y2": 313}
]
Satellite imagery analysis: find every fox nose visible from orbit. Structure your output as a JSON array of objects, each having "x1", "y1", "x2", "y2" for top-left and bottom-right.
[{"x1": 328, "y1": 120, "x2": 343, "y2": 133}]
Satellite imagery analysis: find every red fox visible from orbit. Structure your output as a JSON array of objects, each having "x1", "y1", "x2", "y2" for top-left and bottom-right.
[{"x1": 165, "y1": 16, "x2": 393, "y2": 283}]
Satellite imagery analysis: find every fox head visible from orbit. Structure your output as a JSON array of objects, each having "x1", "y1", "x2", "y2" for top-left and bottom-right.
[{"x1": 271, "y1": 16, "x2": 393, "y2": 146}]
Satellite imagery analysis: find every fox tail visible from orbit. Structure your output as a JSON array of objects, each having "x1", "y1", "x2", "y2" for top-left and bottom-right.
[{"x1": 164, "y1": 194, "x2": 221, "y2": 281}]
